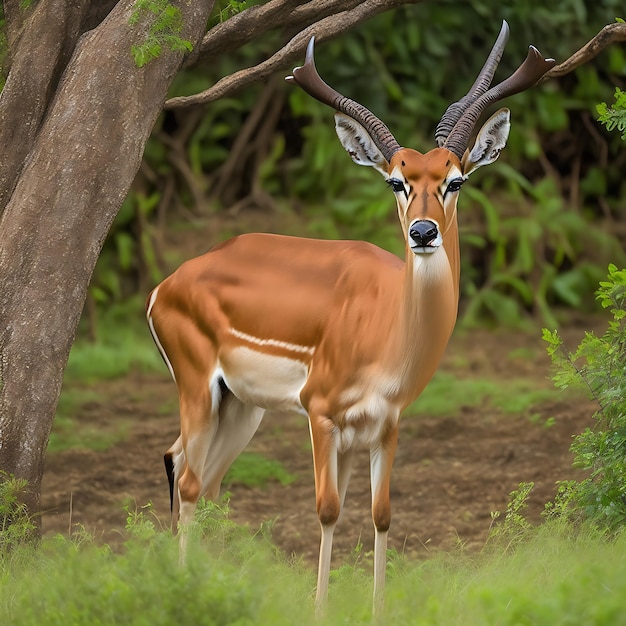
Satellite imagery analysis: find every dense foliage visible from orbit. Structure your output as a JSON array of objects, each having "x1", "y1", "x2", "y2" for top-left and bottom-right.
[
  {"x1": 1, "y1": 4, "x2": 624, "y2": 324},
  {"x1": 87, "y1": 0, "x2": 626, "y2": 330}
]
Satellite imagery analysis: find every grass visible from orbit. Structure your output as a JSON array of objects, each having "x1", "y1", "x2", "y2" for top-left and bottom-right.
[
  {"x1": 50, "y1": 388, "x2": 131, "y2": 453},
  {"x1": 65, "y1": 297, "x2": 162, "y2": 384},
  {"x1": 404, "y1": 370, "x2": 559, "y2": 418},
  {"x1": 50, "y1": 297, "x2": 162, "y2": 454},
  {"x1": 402, "y1": 337, "x2": 585, "y2": 420},
  {"x1": 224, "y1": 452, "x2": 297, "y2": 489},
  {"x1": 49, "y1": 411, "x2": 131, "y2": 454},
  {"x1": 2, "y1": 496, "x2": 626, "y2": 625},
  {"x1": 383, "y1": 523, "x2": 626, "y2": 625}
]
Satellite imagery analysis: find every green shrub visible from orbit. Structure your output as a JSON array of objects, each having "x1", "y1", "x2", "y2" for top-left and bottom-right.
[
  {"x1": 543, "y1": 264, "x2": 626, "y2": 529},
  {"x1": 0, "y1": 473, "x2": 36, "y2": 551},
  {"x1": 597, "y1": 85, "x2": 626, "y2": 140}
]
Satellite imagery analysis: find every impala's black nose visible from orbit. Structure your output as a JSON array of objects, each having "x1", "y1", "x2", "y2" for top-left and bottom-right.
[{"x1": 409, "y1": 220, "x2": 438, "y2": 247}]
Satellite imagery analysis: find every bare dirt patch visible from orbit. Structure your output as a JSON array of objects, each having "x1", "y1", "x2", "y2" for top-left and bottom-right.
[{"x1": 41, "y1": 326, "x2": 594, "y2": 566}]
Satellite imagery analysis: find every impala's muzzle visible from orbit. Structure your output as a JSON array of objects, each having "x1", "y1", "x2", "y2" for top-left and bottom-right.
[{"x1": 409, "y1": 219, "x2": 442, "y2": 254}]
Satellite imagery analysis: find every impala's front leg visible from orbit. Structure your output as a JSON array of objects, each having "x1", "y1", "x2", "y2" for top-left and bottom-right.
[
  {"x1": 308, "y1": 414, "x2": 340, "y2": 610},
  {"x1": 370, "y1": 422, "x2": 399, "y2": 614}
]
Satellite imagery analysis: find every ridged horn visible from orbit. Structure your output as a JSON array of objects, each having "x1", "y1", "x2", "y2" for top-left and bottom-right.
[
  {"x1": 443, "y1": 45, "x2": 556, "y2": 159},
  {"x1": 286, "y1": 36, "x2": 402, "y2": 163},
  {"x1": 435, "y1": 20, "x2": 510, "y2": 148}
]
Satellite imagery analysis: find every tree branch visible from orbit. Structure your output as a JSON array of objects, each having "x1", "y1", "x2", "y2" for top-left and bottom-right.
[
  {"x1": 196, "y1": 0, "x2": 367, "y2": 61},
  {"x1": 538, "y1": 22, "x2": 626, "y2": 84},
  {"x1": 197, "y1": 0, "x2": 308, "y2": 60},
  {"x1": 166, "y1": 0, "x2": 422, "y2": 110}
]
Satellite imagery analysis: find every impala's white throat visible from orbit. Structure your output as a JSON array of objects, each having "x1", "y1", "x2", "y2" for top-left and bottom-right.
[
  {"x1": 392, "y1": 244, "x2": 456, "y2": 395},
  {"x1": 408, "y1": 242, "x2": 448, "y2": 275}
]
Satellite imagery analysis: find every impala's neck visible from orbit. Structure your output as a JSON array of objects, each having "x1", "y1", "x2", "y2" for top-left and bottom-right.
[{"x1": 385, "y1": 229, "x2": 460, "y2": 404}]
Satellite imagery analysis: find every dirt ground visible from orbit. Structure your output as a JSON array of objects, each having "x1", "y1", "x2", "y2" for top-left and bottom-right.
[{"x1": 41, "y1": 323, "x2": 597, "y2": 567}]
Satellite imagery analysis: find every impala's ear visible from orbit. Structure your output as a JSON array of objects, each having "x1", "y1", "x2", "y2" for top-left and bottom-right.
[
  {"x1": 462, "y1": 108, "x2": 510, "y2": 176},
  {"x1": 334, "y1": 113, "x2": 389, "y2": 175}
]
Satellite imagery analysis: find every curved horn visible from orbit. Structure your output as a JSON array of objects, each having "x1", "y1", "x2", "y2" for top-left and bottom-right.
[
  {"x1": 435, "y1": 20, "x2": 510, "y2": 147},
  {"x1": 286, "y1": 37, "x2": 402, "y2": 162},
  {"x1": 443, "y1": 45, "x2": 556, "y2": 159}
]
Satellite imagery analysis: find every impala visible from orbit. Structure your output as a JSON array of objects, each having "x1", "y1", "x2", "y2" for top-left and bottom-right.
[{"x1": 146, "y1": 22, "x2": 554, "y2": 612}]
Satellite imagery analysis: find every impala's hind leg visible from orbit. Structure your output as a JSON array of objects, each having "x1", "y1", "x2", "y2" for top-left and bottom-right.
[
  {"x1": 169, "y1": 387, "x2": 264, "y2": 542},
  {"x1": 176, "y1": 377, "x2": 222, "y2": 539},
  {"x1": 200, "y1": 392, "x2": 264, "y2": 501}
]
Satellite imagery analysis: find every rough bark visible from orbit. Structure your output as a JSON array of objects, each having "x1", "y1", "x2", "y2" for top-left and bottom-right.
[
  {"x1": 0, "y1": 0, "x2": 215, "y2": 525},
  {"x1": 0, "y1": 0, "x2": 90, "y2": 212}
]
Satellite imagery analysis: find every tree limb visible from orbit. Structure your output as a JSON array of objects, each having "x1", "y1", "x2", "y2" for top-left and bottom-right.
[
  {"x1": 196, "y1": 0, "x2": 368, "y2": 61},
  {"x1": 166, "y1": 0, "x2": 422, "y2": 110},
  {"x1": 538, "y1": 22, "x2": 626, "y2": 84},
  {"x1": 197, "y1": 0, "x2": 308, "y2": 60}
]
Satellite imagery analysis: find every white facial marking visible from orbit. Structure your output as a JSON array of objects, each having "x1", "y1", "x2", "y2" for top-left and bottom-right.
[
  {"x1": 229, "y1": 327, "x2": 315, "y2": 356},
  {"x1": 387, "y1": 166, "x2": 410, "y2": 211},
  {"x1": 444, "y1": 165, "x2": 464, "y2": 190}
]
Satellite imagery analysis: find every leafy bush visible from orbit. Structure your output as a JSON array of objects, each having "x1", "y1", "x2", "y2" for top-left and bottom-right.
[
  {"x1": 543, "y1": 264, "x2": 626, "y2": 529},
  {"x1": 597, "y1": 85, "x2": 626, "y2": 140},
  {"x1": 488, "y1": 482, "x2": 535, "y2": 548}
]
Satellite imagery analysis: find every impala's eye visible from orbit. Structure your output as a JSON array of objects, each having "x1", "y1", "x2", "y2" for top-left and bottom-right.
[
  {"x1": 445, "y1": 177, "x2": 465, "y2": 195},
  {"x1": 387, "y1": 178, "x2": 406, "y2": 195}
]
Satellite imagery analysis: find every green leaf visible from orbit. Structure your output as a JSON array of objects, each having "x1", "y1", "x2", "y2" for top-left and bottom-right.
[{"x1": 129, "y1": 0, "x2": 193, "y2": 67}]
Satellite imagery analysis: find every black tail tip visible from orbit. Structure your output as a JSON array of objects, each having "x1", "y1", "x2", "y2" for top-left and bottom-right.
[{"x1": 164, "y1": 453, "x2": 175, "y2": 513}]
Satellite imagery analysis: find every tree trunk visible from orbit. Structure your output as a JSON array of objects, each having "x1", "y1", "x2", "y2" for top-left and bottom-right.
[{"x1": 0, "y1": 0, "x2": 215, "y2": 527}]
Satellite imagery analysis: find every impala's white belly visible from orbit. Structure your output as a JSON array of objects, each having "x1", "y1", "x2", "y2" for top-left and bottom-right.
[{"x1": 218, "y1": 346, "x2": 309, "y2": 415}]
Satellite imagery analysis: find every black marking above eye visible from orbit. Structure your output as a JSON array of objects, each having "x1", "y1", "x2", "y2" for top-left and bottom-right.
[
  {"x1": 387, "y1": 178, "x2": 406, "y2": 195},
  {"x1": 445, "y1": 177, "x2": 465, "y2": 195}
]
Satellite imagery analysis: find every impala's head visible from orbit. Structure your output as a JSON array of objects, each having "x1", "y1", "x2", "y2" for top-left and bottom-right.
[{"x1": 287, "y1": 24, "x2": 555, "y2": 256}]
